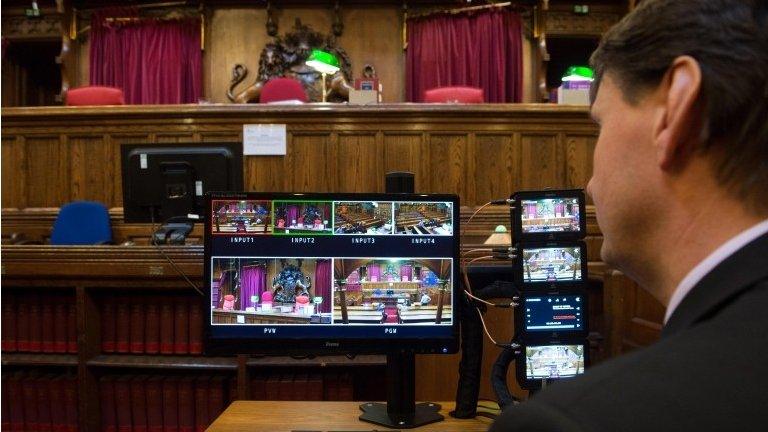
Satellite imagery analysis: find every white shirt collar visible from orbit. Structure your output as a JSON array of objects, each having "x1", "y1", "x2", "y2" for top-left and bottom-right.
[{"x1": 664, "y1": 218, "x2": 768, "y2": 323}]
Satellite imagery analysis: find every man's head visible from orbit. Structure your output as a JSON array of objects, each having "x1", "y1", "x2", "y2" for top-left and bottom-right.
[{"x1": 586, "y1": 0, "x2": 768, "y2": 292}]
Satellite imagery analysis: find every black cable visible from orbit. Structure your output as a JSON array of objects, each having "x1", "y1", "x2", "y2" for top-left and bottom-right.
[
  {"x1": 491, "y1": 346, "x2": 520, "y2": 409},
  {"x1": 149, "y1": 208, "x2": 205, "y2": 296}
]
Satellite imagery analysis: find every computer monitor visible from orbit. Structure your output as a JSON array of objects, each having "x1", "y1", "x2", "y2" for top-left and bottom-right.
[
  {"x1": 204, "y1": 192, "x2": 460, "y2": 428},
  {"x1": 121, "y1": 143, "x2": 243, "y2": 223},
  {"x1": 204, "y1": 192, "x2": 459, "y2": 354}
]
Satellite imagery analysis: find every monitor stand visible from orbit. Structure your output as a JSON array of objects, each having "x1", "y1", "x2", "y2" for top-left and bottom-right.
[{"x1": 359, "y1": 352, "x2": 444, "y2": 429}]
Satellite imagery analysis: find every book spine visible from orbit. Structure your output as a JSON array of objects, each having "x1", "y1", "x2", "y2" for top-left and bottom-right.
[
  {"x1": 53, "y1": 298, "x2": 68, "y2": 353},
  {"x1": 115, "y1": 377, "x2": 132, "y2": 432},
  {"x1": 162, "y1": 377, "x2": 179, "y2": 432},
  {"x1": 193, "y1": 377, "x2": 209, "y2": 432},
  {"x1": 159, "y1": 299, "x2": 175, "y2": 355},
  {"x1": 188, "y1": 301, "x2": 202, "y2": 355},
  {"x1": 174, "y1": 298, "x2": 189, "y2": 355},
  {"x1": 36, "y1": 376, "x2": 53, "y2": 432},
  {"x1": 177, "y1": 377, "x2": 195, "y2": 432},
  {"x1": 144, "y1": 302, "x2": 160, "y2": 354},
  {"x1": 101, "y1": 296, "x2": 116, "y2": 353},
  {"x1": 130, "y1": 376, "x2": 148, "y2": 432},
  {"x1": 207, "y1": 377, "x2": 225, "y2": 422},
  {"x1": 41, "y1": 301, "x2": 55, "y2": 353},
  {"x1": 115, "y1": 296, "x2": 130, "y2": 353},
  {"x1": 99, "y1": 376, "x2": 117, "y2": 432},
  {"x1": 130, "y1": 297, "x2": 146, "y2": 354},
  {"x1": 1, "y1": 374, "x2": 10, "y2": 431},
  {"x1": 16, "y1": 295, "x2": 30, "y2": 352},
  {"x1": 145, "y1": 377, "x2": 164, "y2": 432},
  {"x1": 66, "y1": 296, "x2": 77, "y2": 353},
  {"x1": 22, "y1": 374, "x2": 40, "y2": 432},
  {"x1": 2, "y1": 294, "x2": 18, "y2": 352},
  {"x1": 63, "y1": 375, "x2": 78, "y2": 432},
  {"x1": 9, "y1": 373, "x2": 26, "y2": 432},
  {"x1": 28, "y1": 293, "x2": 42, "y2": 352},
  {"x1": 49, "y1": 377, "x2": 67, "y2": 432}
]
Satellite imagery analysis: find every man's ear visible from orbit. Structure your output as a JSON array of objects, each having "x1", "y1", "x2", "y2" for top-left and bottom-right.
[{"x1": 653, "y1": 56, "x2": 703, "y2": 171}]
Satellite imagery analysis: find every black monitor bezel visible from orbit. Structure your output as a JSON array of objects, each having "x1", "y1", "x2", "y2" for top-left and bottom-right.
[
  {"x1": 515, "y1": 288, "x2": 589, "y2": 341},
  {"x1": 511, "y1": 189, "x2": 587, "y2": 243},
  {"x1": 120, "y1": 142, "x2": 244, "y2": 223},
  {"x1": 515, "y1": 340, "x2": 590, "y2": 389},
  {"x1": 202, "y1": 191, "x2": 461, "y2": 356},
  {"x1": 515, "y1": 241, "x2": 588, "y2": 289}
]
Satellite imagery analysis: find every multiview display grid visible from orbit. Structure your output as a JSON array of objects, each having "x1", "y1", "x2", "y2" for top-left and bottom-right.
[{"x1": 211, "y1": 199, "x2": 454, "y2": 236}]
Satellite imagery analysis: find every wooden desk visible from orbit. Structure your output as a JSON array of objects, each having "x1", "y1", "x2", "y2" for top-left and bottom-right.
[{"x1": 207, "y1": 401, "x2": 492, "y2": 432}]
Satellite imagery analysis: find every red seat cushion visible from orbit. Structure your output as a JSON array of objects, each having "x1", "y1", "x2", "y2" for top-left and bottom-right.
[
  {"x1": 423, "y1": 86, "x2": 484, "y2": 103},
  {"x1": 66, "y1": 86, "x2": 125, "y2": 106},
  {"x1": 260, "y1": 78, "x2": 308, "y2": 104}
]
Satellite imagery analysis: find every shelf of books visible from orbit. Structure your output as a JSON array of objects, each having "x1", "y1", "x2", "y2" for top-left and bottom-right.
[{"x1": 1, "y1": 246, "x2": 386, "y2": 432}]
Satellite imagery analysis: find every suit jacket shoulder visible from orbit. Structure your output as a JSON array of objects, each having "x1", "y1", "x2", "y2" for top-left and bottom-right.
[{"x1": 491, "y1": 234, "x2": 768, "y2": 432}]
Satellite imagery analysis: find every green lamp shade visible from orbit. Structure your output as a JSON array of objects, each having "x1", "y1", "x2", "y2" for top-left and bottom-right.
[
  {"x1": 562, "y1": 66, "x2": 594, "y2": 82},
  {"x1": 306, "y1": 49, "x2": 340, "y2": 75}
]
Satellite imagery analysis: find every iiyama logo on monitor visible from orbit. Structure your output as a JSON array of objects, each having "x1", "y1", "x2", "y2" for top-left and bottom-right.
[{"x1": 325, "y1": 342, "x2": 340, "y2": 347}]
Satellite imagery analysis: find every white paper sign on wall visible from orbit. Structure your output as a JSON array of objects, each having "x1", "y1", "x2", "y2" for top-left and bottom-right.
[{"x1": 243, "y1": 124, "x2": 287, "y2": 155}]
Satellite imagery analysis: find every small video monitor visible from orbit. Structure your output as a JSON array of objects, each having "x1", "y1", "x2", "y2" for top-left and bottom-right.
[
  {"x1": 516, "y1": 242, "x2": 587, "y2": 288},
  {"x1": 516, "y1": 342, "x2": 588, "y2": 389},
  {"x1": 511, "y1": 190, "x2": 586, "y2": 242},
  {"x1": 516, "y1": 291, "x2": 588, "y2": 340}
]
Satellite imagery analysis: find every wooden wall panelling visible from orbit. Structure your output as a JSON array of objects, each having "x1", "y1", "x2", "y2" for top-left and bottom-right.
[
  {"x1": 564, "y1": 133, "x2": 597, "y2": 203},
  {"x1": 424, "y1": 133, "x2": 469, "y2": 199},
  {"x1": 25, "y1": 135, "x2": 70, "y2": 207},
  {"x1": 69, "y1": 135, "x2": 115, "y2": 204},
  {"x1": 287, "y1": 133, "x2": 338, "y2": 192},
  {"x1": 473, "y1": 134, "x2": 519, "y2": 204},
  {"x1": 336, "y1": 133, "x2": 381, "y2": 193},
  {"x1": 382, "y1": 133, "x2": 422, "y2": 175},
  {"x1": 519, "y1": 133, "x2": 563, "y2": 190},
  {"x1": 1, "y1": 135, "x2": 27, "y2": 208}
]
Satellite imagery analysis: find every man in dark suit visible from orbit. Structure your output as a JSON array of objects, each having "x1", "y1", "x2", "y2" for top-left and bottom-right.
[{"x1": 491, "y1": 0, "x2": 768, "y2": 430}]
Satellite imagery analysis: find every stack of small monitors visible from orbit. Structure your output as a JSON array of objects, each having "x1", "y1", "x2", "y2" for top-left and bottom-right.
[{"x1": 510, "y1": 190, "x2": 588, "y2": 389}]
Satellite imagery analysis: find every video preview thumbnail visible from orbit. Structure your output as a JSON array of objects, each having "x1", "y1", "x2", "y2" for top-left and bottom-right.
[
  {"x1": 333, "y1": 258, "x2": 452, "y2": 325},
  {"x1": 522, "y1": 246, "x2": 582, "y2": 283},
  {"x1": 525, "y1": 344, "x2": 585, "y2": 380},
  {"x1": 520, "y1": 198, "x2": 581, "y2": 234}
]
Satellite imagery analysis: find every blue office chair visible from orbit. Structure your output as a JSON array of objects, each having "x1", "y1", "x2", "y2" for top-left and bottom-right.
[{"x1": 50, "y1": 201, "x2": 112, "y2": 245}]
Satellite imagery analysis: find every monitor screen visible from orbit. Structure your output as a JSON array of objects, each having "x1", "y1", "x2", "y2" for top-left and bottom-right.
[
  {"x1": 511, "y1": 190, "x2": 586, "y2": 242},
  {"x1": 521, "y1": 293, "x2": 585, "y2": 334},
  {"x1": 518, "y1": 243, "x2": 586, "y2": 286},
  {"x1": 522, "y1": 343, "x2": 586, "y2": 382},
  {"x1": 121, "y1": 143, "x2": 243, "y2": 223},
  {"x1": 204, "y1": 192, "x2": 460, "y2": 355}
]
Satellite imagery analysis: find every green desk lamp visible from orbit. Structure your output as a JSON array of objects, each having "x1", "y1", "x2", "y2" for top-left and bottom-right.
[{"x1": 306, "y1": 49, "x2": 341, "y2": 103}]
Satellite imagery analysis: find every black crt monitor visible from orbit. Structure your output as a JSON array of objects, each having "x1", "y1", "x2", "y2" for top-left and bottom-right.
[
  {"x1": 511, "y1": 189, "x2": 587, "y2": 242},
  {"x1": 121, "y1": 143, "x2": 243, "y2": 223},
  {"x1": 516, "y1": 241, "x2": 588, "y2": 289},
  {"x1": 516, "y1": 342, "x2": 589, "y2": 389},
  {"x1": 515, "y1": 290, "x2": 589, "y2": 340}
]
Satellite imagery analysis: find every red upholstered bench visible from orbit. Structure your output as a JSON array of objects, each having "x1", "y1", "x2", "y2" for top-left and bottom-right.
[
  {"x1": 423, "y1": 86, "x2": 484, "y2": 103},
  {"x1": 66, "y1": 86, "x2": 125, "y2": 106}
]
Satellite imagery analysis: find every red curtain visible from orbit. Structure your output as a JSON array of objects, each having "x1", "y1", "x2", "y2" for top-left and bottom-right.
[
  {"x1": 406, "y1": 8, "x2": 523, "y2": 103},
  {"x1": 89, "y1": 9, "x2": 201, "y2": 104}
]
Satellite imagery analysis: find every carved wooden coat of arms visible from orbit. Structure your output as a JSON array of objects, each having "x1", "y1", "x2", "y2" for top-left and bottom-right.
[{"x1": 227, "y1": 18, "x2": 353, "y2": 103}]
